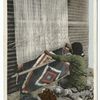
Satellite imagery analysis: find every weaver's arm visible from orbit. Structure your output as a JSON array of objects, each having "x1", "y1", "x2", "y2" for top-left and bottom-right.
[{"x1": 44, "y1": 50, "x2": 71, "y2": 62}]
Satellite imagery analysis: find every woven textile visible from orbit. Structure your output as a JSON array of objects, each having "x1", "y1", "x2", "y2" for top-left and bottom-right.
[
  {"x1": 20, "y1": 61, "x2": 70, "y2": 91},
  {"x1": 13, "y1": 0, "x2": 69, "y2": 64},
  {"x1": 35, "y1": 65, "x2": 61, "y2": 86}
]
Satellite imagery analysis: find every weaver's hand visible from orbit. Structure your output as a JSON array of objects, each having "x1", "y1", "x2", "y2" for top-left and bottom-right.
[
  {"x1": 65, "y1": 43, "x2": 72, "y2": 53},
  {"x1": 65, "y1": 43, "x2": 71, "y2": 48}
]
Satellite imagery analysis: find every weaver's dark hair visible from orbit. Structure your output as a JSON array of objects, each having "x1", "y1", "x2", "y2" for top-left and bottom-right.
[{"x1": 72, "y1": 42, "x2": 84, "y2": 56}]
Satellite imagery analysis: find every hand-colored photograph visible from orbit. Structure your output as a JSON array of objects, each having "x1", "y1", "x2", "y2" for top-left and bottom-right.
[{"x1": 7, "y1": 0, "x2": 96, "y2": 100}]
